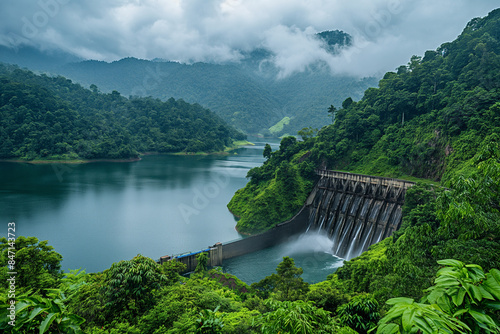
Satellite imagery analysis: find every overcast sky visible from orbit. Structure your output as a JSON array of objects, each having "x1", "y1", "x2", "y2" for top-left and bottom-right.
[{"x1": 0, "y1": 0, "x2": 499, "y2": 77}]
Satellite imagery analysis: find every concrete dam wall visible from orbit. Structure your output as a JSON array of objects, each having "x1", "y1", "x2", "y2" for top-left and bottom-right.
[
  {"x1": 308, "y1": 170, "x2": 415, "y2": 259},
  {"x1": 159, "y1": 206, "x2": 309, "y2": 272},
  {"x1": 159, "y1": 170, "x2": 414, "y2": 271}
]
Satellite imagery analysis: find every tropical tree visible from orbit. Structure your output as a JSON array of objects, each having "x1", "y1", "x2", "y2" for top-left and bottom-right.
[
  {"x1": 0, "y1": 269, "x2": 87, "y2": 333},
  {"x1": 263, "y1": 143, "x2": 272, "y2": 160},
  {"x1": 297, "y1": 127, "x2": 317, "y2": 141},
  {"x1": 195, "y1": 252, "x2": 209, "y2": 274},
  {"x1": 328, "y1": 105, "x2": 337, "y2": 123},
  {"x1": 437, "y1": 141, "x2": 500, "y2": 242},
  {"x1": 161, "y1": 258, "x2": 187, "y2": 282},
  {"x1": 258, "y1": 299, "x2": 337, "y2": 334},
  {"x1": 252, "y1": 257, "x2": 309, "y2": 301},
  {"x1": 0, "y1": 236, "x2": 63, "y2": 293},
  {"x1": 337, "y1": 294, "x2": 380, "y2": 334},
  {"x1": 103, "y1": 254, "x2": 167, "y2": 319}
]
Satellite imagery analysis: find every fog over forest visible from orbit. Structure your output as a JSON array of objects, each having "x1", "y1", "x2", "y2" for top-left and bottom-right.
[{"x1": 1, "y1": 0, "x2": 499, "y2": 77}]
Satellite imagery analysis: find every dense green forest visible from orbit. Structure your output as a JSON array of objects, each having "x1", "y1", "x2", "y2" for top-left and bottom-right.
[
  {"x1": 29, "y1": 30, "x2": 376, "y2": 136},
  {"x1": 1, "y1": 10, "x2": 500, "y2": 334},
  {"x1": 229, "y1": 7, "x2": 500, "y2": 234},
  {"x1": 0, "y1": 64, "x2": 245, "y2": 160}
]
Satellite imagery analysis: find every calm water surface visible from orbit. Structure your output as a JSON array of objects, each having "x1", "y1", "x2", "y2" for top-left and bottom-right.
[{"x1": 0, "y1": 138, "x2": 342, "y2": 283}]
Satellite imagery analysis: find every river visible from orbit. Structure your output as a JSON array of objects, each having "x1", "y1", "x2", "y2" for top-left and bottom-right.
[{"x1": 0, "y1": 138, "x2": 342, "y2": 283}]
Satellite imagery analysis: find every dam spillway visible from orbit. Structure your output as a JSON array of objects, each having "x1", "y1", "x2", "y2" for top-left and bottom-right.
[
  {"x1": 306, "y1": 170, "x2": 415, "y2": 259},
  {"x1": 161, "y1": 169, "x2": 415, "y2": 271}
]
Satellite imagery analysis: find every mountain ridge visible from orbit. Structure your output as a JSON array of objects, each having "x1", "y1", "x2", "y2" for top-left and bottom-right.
[{"x1": 0, "y1": 30, "x2": 378, "y2": 136}]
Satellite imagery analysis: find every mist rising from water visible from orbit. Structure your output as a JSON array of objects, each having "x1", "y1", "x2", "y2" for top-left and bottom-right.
[
  {"x1": 223, "y1": 231, "x2": 345, "y2": 284},
  {"x1": 278, "y1": 231, "x2": 344, "y2": 262}
]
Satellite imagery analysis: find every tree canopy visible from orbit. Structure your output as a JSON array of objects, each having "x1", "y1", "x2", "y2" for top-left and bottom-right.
[{"x1": 0, "y1": 64, "x2": 245, "y2": 161}]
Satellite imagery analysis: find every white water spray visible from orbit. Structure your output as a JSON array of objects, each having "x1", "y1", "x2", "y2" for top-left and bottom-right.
[{"x1": 280, "y1": 232, "x2": 339, "y2": 258}]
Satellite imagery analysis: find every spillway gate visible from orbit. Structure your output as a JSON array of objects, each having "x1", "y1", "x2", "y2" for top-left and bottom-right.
[{"x1": 307, "y1": 170, "x2": 415, "y2": 259}]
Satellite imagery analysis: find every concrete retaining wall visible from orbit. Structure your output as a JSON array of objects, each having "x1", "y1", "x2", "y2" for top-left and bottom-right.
[{"x1": 222, "y1": 206, "x2": 309, "y2": 260}]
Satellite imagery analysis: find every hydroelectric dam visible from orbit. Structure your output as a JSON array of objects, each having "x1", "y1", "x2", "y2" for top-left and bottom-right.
[{"x1": 160, "y1": 170, "x2": 415, "y2": 272}]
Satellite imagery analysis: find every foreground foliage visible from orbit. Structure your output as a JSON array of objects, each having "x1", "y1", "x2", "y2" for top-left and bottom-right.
[
  {"x1": 1, "y1": 8, "x2": 500, "y2": 334},
  {"x1": 2, "y1": 235, "x2": 498, "y2": 333},
  {"x1": 376, "y1": 259, "x2": 500, "y2": 333},
  {"x1": 0, "y1": 269, "x2": 86, "y2": 333}
]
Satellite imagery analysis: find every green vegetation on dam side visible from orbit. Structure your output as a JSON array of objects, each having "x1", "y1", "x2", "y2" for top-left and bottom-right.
[
  {"x1": 1, "y1": 9, "x2": 500, "y2": 334},
  {"x1": 230, "y1": 7, "x2": 500, "y2": 235}
]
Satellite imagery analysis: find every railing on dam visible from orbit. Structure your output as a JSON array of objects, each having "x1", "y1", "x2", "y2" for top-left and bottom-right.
[{"x1": 315, "y1": 169, "x2": 415, "y2": 190}]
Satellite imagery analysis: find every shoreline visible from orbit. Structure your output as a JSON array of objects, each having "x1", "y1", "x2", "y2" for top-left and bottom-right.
[
  {"x1": 227, "y1": 208, "x2": 258, "y2": 236},
  {"x1": 0, "y1": 141, "x2": 256, "y2": 165},
  {"x1": 0, "y1": 157, "x2": 141, "y2": 164}
]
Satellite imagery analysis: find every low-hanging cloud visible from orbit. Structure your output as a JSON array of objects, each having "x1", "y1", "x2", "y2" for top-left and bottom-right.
[{"x1": 0, "y1": 0, "x2": 499, "y2": 77}]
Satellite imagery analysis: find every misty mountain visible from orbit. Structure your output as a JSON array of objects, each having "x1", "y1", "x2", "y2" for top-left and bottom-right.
[
  {"x1": 0, "y1": 30, "x2": 377, "y2": 135},
  {"x1": 0, "y1": 45, "x2": 82, "y2": 72}
]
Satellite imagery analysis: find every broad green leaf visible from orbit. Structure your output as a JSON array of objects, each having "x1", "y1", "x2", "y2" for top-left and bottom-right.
[
  {"x1": 435, "y1": 297, "x2": 452, "y2": 314},
  {"x1": 436, "y1": 267, "x2": 456, "y2": 276},
  {"x1": 478, "y1": 285, "x2": 494, "y2": 300},
  {"x1": 62, "y1": 313, "x2": 86, "y2": 326},
  {"x1": 379, "y1": 309, "x2": 405, "y2": 324},
  {"x1": 467, "y1": 266, "x2": 486, "y2": 282},
  {"x1": 386, "y1": 297, "x2": 414, "y2": 305},
  {"x1": 437, "y1": 259, "x2": 464, "y2": 268},
  {"x1": 462, "y1": 283, "x2": 474, "y2": 301},
  {"x1": 468, "y1": 309, "x2": 498, "y2": 329},
  {"x1": 483, "y1": 274, "x2": 500, "y2": 300},
  {"x1": 434, "y1": 276, "x2": 460, "y2": 287},
  {"x1": 15, "y1": 301, "x2": 33, "y2": 314},
  {"x1": 454, "y1": 288, "x2": 466, "y2": 307},
  {"x1": 484, "y1": 301, "x2": 500, "y2": 310},
  {"x1": 401, "y1": 308, "x2": 415, "y2": 332},
  {"x1": 470, "y1": 285, "x2": 483, "y2": 302},
  {"x1": 452, "y1": 308, "x2": 469, "y2": 318},
  {"x1": 466, "y1": 264, "x2": 484, "y2": 270},
  {"x1": 39, "y1": 312, "x2": 58, "y2": 334},
  {"x1": 489, "y1": 269, "x2": 500, "y2": 283},
  {"x1": 376, "y1": 323, "x2": 400, "y2": 334},
  {"x1": 426, "y1": 289, "x2": 444, "y2": 304},
  {"x1": 413, "y1": 317, "x2": 434, "y2": 334},
  {"x1": 28, "y1": 306, "x2": 46, "y2": 321}
]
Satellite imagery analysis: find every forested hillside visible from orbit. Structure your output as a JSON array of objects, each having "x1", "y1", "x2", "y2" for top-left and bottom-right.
[
  {"x1": 0, "y1": 64, "x2": 245, "y2": 161},
  {"x1": 229, "y1": 8, "x2": 500, "y2": 234},
  {"x1": 34, "y1": 30, "x2": 377, "y2": 136}
]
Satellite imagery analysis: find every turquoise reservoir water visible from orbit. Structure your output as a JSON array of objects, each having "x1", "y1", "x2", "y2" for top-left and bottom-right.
[{"x1": 0, "y1": 138, "x2": 342, "y2": 283}]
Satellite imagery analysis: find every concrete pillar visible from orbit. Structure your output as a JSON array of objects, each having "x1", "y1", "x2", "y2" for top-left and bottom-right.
[
  {"x1": 209, "y1": 243, "x2": 223, "y2": 267},
  {"x1": 159, "y1": 255, "x2": 171, "y2": 265}
]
